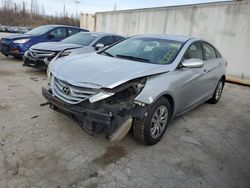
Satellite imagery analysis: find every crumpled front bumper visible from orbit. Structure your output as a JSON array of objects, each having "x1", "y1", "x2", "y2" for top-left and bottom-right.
[
  {"x1": 23, "y1": 57, "x2": 49, "y2": 70},
  {"x1": 23, "y1": 52, "x2": 50, "y2": 70},
  {"x1": 42, "y1": 87, "x2": 134, "y2": 140}
]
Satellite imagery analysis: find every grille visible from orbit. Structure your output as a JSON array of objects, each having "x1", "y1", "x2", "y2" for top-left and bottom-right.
[
  {"x1": 52, "y1": 76, "x2": 98, "y2": 104},
  {"x1": 0, "y1": 43, "x2": 9, "y2": 52},
  {"x1": 28, "y1": 48, "x2": 57, "y2": 60}
]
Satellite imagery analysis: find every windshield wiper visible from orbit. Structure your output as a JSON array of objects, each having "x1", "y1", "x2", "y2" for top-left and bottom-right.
[
  {"x1": 116, "y1": 54, "x2": 151, "y2": 63},
  {"x1": 102, "y1": 51, "x2": 114, "y2": 57}
]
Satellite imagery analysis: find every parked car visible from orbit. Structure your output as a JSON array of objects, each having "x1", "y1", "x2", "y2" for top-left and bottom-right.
[
  {"x1": 19, "y1": 27, "x2": 32, "y2": 34},
  {"x1": 42, "y1": 35, "x2": 226, "y2": 145},
  {"x1": 7, "y1": 27, "x2": 20, "y2": 33},
  {"x1": 0, "y1": 25, "x2": 8, "y2": 32},
  {"x1": 0, "y1": 25, "x2": 88, "y2": 58},
  {"x1": 23, "y1": 32, "x2": 125, "y2": 69}
]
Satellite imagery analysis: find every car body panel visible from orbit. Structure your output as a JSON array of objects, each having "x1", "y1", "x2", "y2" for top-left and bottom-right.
[
  {"x1": 134, "y1": 66, "x2": 213, "y2": 116},
  {"x1": 51, "y1": 52, "x2": 171, "y2": 89},
  {"x1": 135, "y1": 38, "x2": 226, "y2": 114}
]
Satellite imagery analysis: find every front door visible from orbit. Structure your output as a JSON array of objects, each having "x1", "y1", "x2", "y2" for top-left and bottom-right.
[
  {"x1": 48, "y1": 28, "x2": 67, "y2": 42},
  {"x1": 175, "y1": 42, "x2": 209, "y2": 113}
]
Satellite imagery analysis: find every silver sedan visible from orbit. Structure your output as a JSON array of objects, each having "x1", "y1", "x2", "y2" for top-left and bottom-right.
[{"x1": 43, "y1": 35, "x2": 227, "y2": 145}]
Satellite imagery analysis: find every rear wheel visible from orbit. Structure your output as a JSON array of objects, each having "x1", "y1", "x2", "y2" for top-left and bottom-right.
[
  {"x1": 208, "y1": 78, "x2": 224, "y2": 104},
  {"x1": 133, "y1": 97, "x2": 172, "y2": 145}
]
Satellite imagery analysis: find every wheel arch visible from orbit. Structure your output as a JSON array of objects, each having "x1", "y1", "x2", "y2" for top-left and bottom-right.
[
  {"x1": 221, "y1": 75, "x2": 226, "y2": 83},
  {"x1": 162, "y1": 94, "x2": 175, "y2": 119}
]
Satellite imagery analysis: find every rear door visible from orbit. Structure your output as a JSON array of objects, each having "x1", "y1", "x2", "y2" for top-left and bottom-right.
[
  {"x1": 67, "y1": 28, "x2": 81, "y2": 37},
  {"x1": 94, "y1": 36, "x2": 114, "y2": 47},
  {"x1": 113, "y1": 36, "x2": 124, "y2": 43},
  {"x1": 201, "y1": 42, "x2": 221, "y2": 94}
]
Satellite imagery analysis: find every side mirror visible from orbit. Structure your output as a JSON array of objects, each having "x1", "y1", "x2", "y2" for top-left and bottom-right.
[
  {"x1": 48, "y1": 33, "x2": 55, "y2": 39},
  {"x1": 95, "y1": 43, "x2": 105, "y2": 50},
  {"x1": 182, "y1": 59, "x2": 204, "y2": 68}
]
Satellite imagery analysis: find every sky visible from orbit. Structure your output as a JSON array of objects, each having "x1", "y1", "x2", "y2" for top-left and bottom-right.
[{"x1": 9, "y1": 0, "x2": 227, "y2": 16}]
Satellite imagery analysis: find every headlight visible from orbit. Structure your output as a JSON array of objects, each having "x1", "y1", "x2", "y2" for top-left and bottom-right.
[
  {"x1": 89, "y1": 78, "x2": 146, "y2": 103},
  {"x1": 59, "y1": 51, "x2": 71, "y2": 57},
  {"x1": 13, "y1": 38, "x2": 30, "y2": 44},
  {"x1": 24, "y1": 50, "x2": 29, "y2": 56}
]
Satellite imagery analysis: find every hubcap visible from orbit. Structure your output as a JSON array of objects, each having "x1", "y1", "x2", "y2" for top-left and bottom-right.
[
  {"x1": 215, "y1": 81, "x2": 223, "y2": 100},
  {"x1": 150, "y1": 105, "x2": 168, "y2": 139}
]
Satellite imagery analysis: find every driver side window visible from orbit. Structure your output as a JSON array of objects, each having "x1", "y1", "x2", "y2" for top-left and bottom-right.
[
  {"x1": 184, "y1": 43, "x2": 203, "y2": 60},
  {"x1": 95, "y1": 36, "x2": 114, "y2": 46},
  {"x1": 49, "y1": 28, "x2": 66, "y2": 38}
]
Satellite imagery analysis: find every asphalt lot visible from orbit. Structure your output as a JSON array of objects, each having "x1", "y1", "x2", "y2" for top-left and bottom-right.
[{"x1": 0, "y1": 54, "x2": 250, "y2": 187}]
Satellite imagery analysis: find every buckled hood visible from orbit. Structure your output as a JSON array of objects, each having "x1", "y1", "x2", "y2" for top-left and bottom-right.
[{"x1": 50, "y1": 52, "x2": 171, "y2": 89}]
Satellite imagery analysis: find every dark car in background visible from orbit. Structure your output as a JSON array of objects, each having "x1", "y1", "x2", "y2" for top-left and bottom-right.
[
  {"x1": 0, "y1": 25, "x2": 88, "y2": 58},
  {"x1": 0, "y1": 25, "x2": 8, "y2": 32},
  {"x1": 23, "y1": 32, "x2": 125, "y2": 69}
]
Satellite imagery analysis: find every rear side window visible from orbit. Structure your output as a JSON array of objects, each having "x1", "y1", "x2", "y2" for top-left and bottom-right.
[
  {"x1": 95, "y1": 36, "x2": 114, "y2": 46},
  {"x1": 184, "y1": 43, "x2": 203, "y2": 60},
  {"x1": 113, "y1": 36, "x2": 124, "y2": 43},
  {"x1": 202, "y1": 42, "x2": 217, "y2": 60},
  {"x1": 68, "y1": 28, "x2": 80, "y2": 36},
  {"x1": 49, "y1": 28, "x2": 67, "y2": 38}
]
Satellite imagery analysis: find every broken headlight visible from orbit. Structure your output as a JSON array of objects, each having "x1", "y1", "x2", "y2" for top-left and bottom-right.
[{"x1": 89, "y1": 77, "x2": 146, "y2": 103}]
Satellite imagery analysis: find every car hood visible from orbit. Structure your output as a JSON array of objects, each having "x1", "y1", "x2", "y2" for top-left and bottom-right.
[
  {"x1": 3, "y1": 34, "x2": 31, "y2": 40},
  {"x1": 51, "y1": 52, "x2": 171, "y2": 89},
  {"x1": 31, "y1": 42, "x2": 83, "y2": 52},
  {"x1": 69, "y1": 46, "x2": 96, "y2": 54}
]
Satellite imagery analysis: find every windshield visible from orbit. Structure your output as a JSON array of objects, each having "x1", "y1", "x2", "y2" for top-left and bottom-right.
[
  {"x1": 104, "y1": 36, "x2": 183, "y2": 64},
  {"x1": 62, "y1": 32, "x2": 99, "y2": 46},
  {"x1": 26, "y1": 25, "x2": 55, "y2": 36}
]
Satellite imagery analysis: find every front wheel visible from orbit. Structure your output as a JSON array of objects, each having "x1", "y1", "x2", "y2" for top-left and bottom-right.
[
  {"x1": 133, "y1": 97, "x2": 172, "y2": 145},
  {"x1": 208, "y1": 78, "x2": 225, "y2": 104}
]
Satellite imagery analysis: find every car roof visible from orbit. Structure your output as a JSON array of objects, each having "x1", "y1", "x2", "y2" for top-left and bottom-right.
[
  {"x1": 78, "y1": 31, "x2": 125, "y2": 38},
  {"x1": 43, "y1": 24, "x2": 77, "y2": 28},
  {"x1": 41, "y1": 24, "x2": 87, "y2": 30},
  {"x1": 133, "y1": 34, "x2": 193, "y2": 43}
]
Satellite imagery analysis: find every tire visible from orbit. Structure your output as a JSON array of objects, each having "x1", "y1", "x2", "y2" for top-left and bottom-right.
[
  {"x1": 208, "y1": 77, "x2": 225, "y2": 104},
  {"x1": 133, "y1": 97, "x2": 172, "y2": 145}
]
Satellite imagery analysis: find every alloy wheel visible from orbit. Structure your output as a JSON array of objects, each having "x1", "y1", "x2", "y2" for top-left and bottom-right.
[
  {"x1": 215, "y1": 81, "x2": 223, "y2": 100},
  {"x1": 150, "y1": 105, "x2": 168, "y2": 139}
]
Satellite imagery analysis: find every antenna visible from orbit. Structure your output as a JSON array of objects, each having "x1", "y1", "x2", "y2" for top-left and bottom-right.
[{"x1": 74, "y1": 0, "x2": 80, "y2": 18}]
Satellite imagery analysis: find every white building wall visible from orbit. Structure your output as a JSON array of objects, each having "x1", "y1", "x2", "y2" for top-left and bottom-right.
[
  {"x1": 80, "y1": 13, "x2": 95, "y2": 31},
  {"x1": 85, "y1": 0, "x2": 250, "y2": 79}
]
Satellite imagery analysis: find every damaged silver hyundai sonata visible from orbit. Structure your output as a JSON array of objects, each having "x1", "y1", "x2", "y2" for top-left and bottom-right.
[{"x1": 42, "y1": 35, "x2": 227, "y2": 145}]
